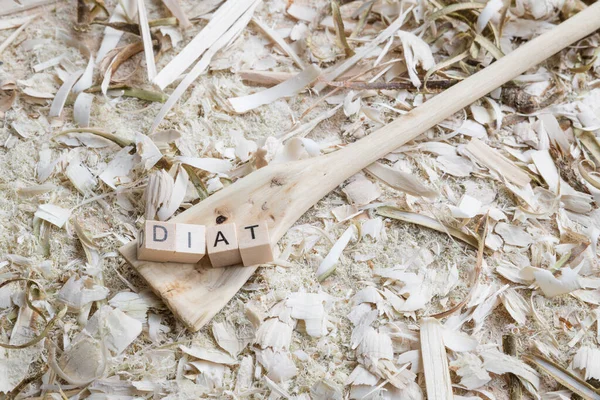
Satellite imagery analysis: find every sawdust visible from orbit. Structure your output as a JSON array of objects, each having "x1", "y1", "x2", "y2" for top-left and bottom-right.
[{"x1": 0, "y1": 0, "x2": 600, "y2": 398}]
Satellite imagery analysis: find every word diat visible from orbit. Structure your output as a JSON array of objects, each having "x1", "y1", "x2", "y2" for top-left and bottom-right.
[{"x1": 137, "y1": 220, "x2": 273, "y2": 267}]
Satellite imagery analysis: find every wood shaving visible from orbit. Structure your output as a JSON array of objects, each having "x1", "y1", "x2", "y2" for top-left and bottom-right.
[
  {"x1": 2, "y1": 0, "x2": 600, "y2": 397},
  {"x1": 228, "y1": 64, "x2": 320, "y2": 113}
]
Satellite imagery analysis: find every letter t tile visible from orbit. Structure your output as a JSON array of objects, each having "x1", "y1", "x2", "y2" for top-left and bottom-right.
[{"x1": 238, "y1": 221, "x2": 274, "y2": 266}]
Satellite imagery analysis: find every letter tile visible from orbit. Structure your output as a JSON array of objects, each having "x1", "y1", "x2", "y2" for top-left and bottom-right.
[
  {"x1": 137, "y1": 220, "x2": 176, "y2": 262},
  {"x1": 238, "y1": 221, "x2": 274, "y2": 266},
  {"x1": 206, "y1": 223, "x2": 242, "y2": 267},
  {"x1": 173, "y1": 223, "x2": 206, "y2": 264}
]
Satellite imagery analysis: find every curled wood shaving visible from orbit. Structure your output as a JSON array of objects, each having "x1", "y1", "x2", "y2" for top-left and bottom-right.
[
  {"x1": 4, "y1": 364, "x2": 48, "y2": 400},
  {"x1": 429, "y1": 216, "x2": 488, "y2": 319},
  {"x1": 144, "y1": 169, "x2": 172, "y2": 220},
  {"x1": 49, "y1": 70, "x2": 84, "y2": 118},
  {"x1": 426, "y1": 2, "x2": 485, "y2": 22},
  {"x1": 531, "y1": 149, "x2": 559, "y2": 193},
  {"x1": 376, "y1": 206, "x2": 481, "y2": 250},
  {"x1": 578, "y1": 130, "x2": 600, "y2": 163},
  {"x1": 120, "y1": 87, "x2": 168, "y2": 102},
  {"x1": 74, "y1": 219, "x2": 101, "y2": 267},
  {"x1": 74, "y1": 92, "x2": 94, "y2": 127},
  {"x1": 316, "y1": 225, "x2": 356, "y2": 282},
  {"x1": 34, "y1": 204, "x2": 71, "y2": 228},
  {"x1": 0, "y1": 307, "x2": 67, "y2": 349},
  {"x1": 524, "y1": 353, "x2": 600, "y2": 399},
  {"x1": 25, "y1": 280, "x2": 47, "y2": 323},
  {"x1": 473, "y1": 32, "x2": 504, "y2": 60},
  {"x1": 570, "y1": 55, "x2": 598, "y2": 73},
  {"x1": 182, "y1": 164, "x2": 208, "y2": 200},
  {"x1": 87, "y1": 84, "x2": 167, "y2": 102},
  {"x1": 364, "y1": 162, "x2": 438, "y2": 198},
  {"x1": 54, "y1": 128, "x2": 132, "y2": 147},
  {"x1": 313, "y1": 7, "x2": 411, "y2": 92},
  {"x1": 0, "y1": 78, "x2": 17, "y2": 112},
  {"x1": 477, "y1": 0, "x2": 503, "y2": 33},
  {"x1": 100, "y1": 41, "x2": 144, "y2": 87},
  {"x1": 572, "y1": 347, "x2": 600, "y2": 381},
  {"x1": 424, "y1": 48, "x2": 469, "y2": 90},
  {"x1": 229, "y1": 65, "x2": 320, "y2": 113},
  {"x1": 0, "y1": 278, "x2": 47, "y2": 323},
  {"x1": 48, "y1": 338, "x2": 107, "y2": 386},
  {"x1": 97, "y1": 0, "x2": 137, "y2": 61},
  {"x1": 156, "y1": 166, "x2": 188, "y2": 220},
  {"x1": 466, "y1": 138, "x2": 531, "y2": 187},
  {"x1": 331, "y1": 0, "x2": 353, "y2": 57},
  {"x1": 73, "y1": 55, "x2": 95, "y2": 94},
  {"x1": 578, "y1": 160, "x2": 600, "y2": 190},
  {"x1": 398, "y1": 30, "x2": 435, "y2": 88},
  {"x1": 238, "y1": 70, "x2": 295, "y2": 86}
]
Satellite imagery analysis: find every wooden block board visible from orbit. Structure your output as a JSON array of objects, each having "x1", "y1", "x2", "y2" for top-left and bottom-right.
[{"x1": 119, "y1": 160, "x2": 340, "y2": 331}]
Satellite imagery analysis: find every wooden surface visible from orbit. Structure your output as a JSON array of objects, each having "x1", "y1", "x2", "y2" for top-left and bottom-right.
[{"x1": 120, "y1": 2, "x2": 600, "y2": 332}]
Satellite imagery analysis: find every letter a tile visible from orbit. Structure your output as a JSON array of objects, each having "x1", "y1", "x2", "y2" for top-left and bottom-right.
[{"x1": 206, "y1": 223, "x2": 242, "y2": 267}]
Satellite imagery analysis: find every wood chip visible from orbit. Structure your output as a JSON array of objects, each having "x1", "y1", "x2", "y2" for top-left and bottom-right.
[
  {"x1": 466, "y1": 138, "x2": 531, "y2": 187},
  {"x1": 228, "y1": 64, "x2": 320, "y2": 113},
  {"x1": 364, "y1": 161, "x2": 437, "y2": 198},
  {"x1": 420, "y1": 318, "x2": 453, "y2": 400},
  {"x1": 49, "y1": 70, "x2": 84, "y2": 118}
]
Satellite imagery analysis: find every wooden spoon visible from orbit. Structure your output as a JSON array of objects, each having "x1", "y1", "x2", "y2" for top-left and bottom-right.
[{"x1": 120, "y1": 3, "x2": 600, "y2": 331}]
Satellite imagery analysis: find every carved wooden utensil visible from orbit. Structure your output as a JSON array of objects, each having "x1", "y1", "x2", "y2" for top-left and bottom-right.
[{"x1": 120, "y1": 3, "x2": 600, "y2": 331}]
